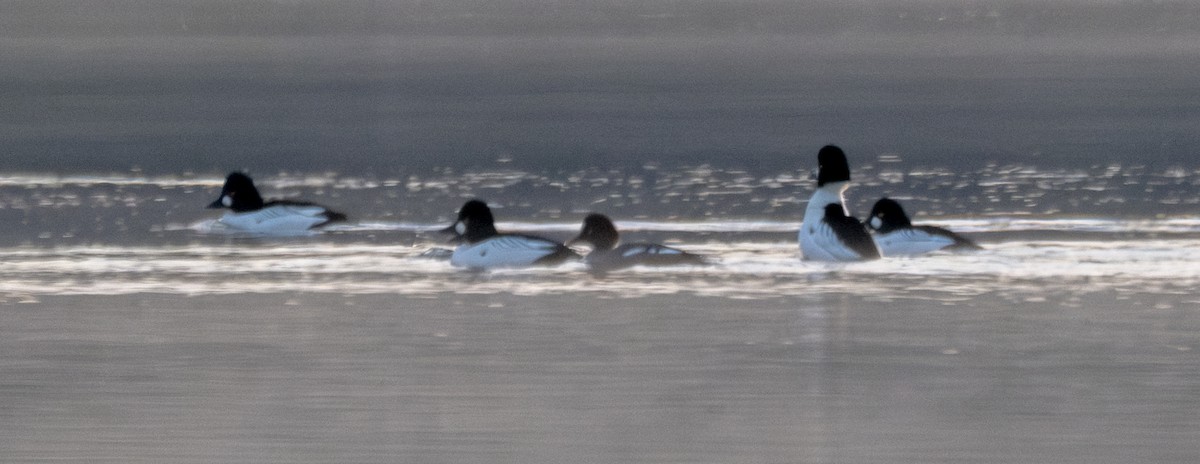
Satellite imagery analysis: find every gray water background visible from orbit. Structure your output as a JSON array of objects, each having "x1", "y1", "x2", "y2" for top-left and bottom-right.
[
  {"x1": 3, "y1": 289, "x2": 1198, "y2": 464},
  {"x1": 3, "y1": 2, "x2": 1200, "y2": 462},
  {"x1": 2, "y1": 1, "x2": 1199, "y2": 175}
]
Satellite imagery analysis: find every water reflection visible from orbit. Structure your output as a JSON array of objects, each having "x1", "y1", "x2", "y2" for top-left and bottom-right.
[
  {"x1": 1, "y1": 235, "x2": 1198, "y2": 299},
  {"x1": 2, "y1": 288, "x2": 1196, "y2": 463},
  {"x1": 3, "y1": 166, "x2": 1200, "y2": 462}
]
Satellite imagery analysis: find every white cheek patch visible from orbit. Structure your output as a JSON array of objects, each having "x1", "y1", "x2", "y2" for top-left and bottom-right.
[
  {"x1": 870, "y1": 216, "x2": 881, "y2": 229},
  {"x1": 455, "y1": 222, "x2": 466, "y2": 235},
  {"x1": 221, "y1": 195, "x2": 233, "y2": 207}
]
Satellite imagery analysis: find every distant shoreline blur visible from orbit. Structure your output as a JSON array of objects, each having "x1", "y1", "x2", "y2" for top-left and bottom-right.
[{"x1": 2, "y1": 1, "x2": 1198, "y2": 175}]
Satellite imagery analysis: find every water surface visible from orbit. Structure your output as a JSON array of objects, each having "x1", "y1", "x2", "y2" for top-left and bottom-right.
[{"x1": 1, "y1": 167, "x2": 1199, "y2": 463}]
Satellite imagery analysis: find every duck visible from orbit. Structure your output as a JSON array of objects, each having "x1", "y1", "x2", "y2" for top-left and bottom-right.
[
  {"x1": 440, "y1": 199, "x2": 579, "y2": 269},
  {"x1": 207, "y1": 172, "x2": 346, "y2": 234},
  {"x1": 798, "y1": 145, "x2": 880, "y2": 261},
  {"x1": 866, "y1": 197, "x2": 982, "y2": 256},
  {"x1": 568, "y1": 213, "x2": 706, "y2": 271}
]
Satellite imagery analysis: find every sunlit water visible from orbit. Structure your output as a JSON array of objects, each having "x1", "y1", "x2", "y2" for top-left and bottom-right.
[{"x1": 2, "y1": 166, "x2": 1199, "y2": 463}]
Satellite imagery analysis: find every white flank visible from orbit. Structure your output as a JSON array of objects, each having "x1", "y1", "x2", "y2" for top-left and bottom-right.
[
  {"x1": 874, "y1": 229, "x2": 956, "y2": 257},
  {"x1": 450, "y1": 236, "x2": 561, "y2": 269}
]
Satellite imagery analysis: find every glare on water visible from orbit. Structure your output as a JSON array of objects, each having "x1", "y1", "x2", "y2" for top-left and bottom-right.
[
  {"x1": 1, "y1": 168, "x2": 1199, "y2": 463},
  {"x1": 5, "y1": 3, "x2": 1200, "y2": 458}
]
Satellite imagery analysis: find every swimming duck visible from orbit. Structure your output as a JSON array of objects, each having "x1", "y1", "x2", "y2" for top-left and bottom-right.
[
  {"x1": 866, "y1": 197, "x2": 982, "y2": 256},
  {"x1": 207, "y1": 172, "x2": 346, "y2": 233},
  {"x1": 440, "y1": 199, "x2": 579, "y2": 269},
  {"x1": 798, "y1": 145, "x2": 880, "y2": 261},
  {"x1": 568, "y1": 213, "x2": 706, "y2": 271}
]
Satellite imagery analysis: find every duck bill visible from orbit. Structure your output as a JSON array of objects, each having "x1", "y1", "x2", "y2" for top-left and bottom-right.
[{"x1": 206, "y1": 198, "x2": 225, "y2": 209}]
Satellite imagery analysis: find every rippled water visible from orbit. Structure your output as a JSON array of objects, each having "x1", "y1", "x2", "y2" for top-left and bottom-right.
[
  {"x1": 3, "y1": 162, "x2": 1199, "y2": 297},
  {"x1": 2, "y1": 222, "x2": 1200, "y2": 299},
  {"x1": 2, "y1": 166, "x2": 1199, "y2": 463}
]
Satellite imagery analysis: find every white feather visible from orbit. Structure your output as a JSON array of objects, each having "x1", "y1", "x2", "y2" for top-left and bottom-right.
[
  {"x1": 874, "y1": 229, "x2": 956, "y2": 257},
  {"x1": 799, "y1": 182, "x2": 864, "y2": 262},
  {"x1": 622, "y1": 247, "x2": 647, "y2": 258},
  {"x1": 800, "y1": 218, "x2": 865, "y2": 262},
  {"x1": 217, "y1": 205, "x2": 332, "y2": 234},
  {"x1": 450, "y1": 235, "x2": 562, "y2": 269}
]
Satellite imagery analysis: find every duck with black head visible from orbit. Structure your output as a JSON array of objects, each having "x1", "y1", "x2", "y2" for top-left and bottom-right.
[
  {"x1": 439, "y1": 199, "x2": 578, "y2": 270},
  {"x1": 207, "y1": 172, "x2": 347, "y2": 234},
  {"x1": 866, "y1": 197, "x2": 982, "y2": 256},
  {"x1": 568, "y1": 213, "x2": 706, "y2": 272},
  {"x1": 798, "y1": 145, "x2": 880, "y2": 261}
]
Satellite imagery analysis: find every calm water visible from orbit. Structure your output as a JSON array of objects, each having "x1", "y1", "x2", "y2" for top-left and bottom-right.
[
  {"x1": 6, "y1": 1, "x2": 1200, "y2": 460},
  {"x1": 1, "y1": 166, "x2": 1199, "y2": 463}
]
